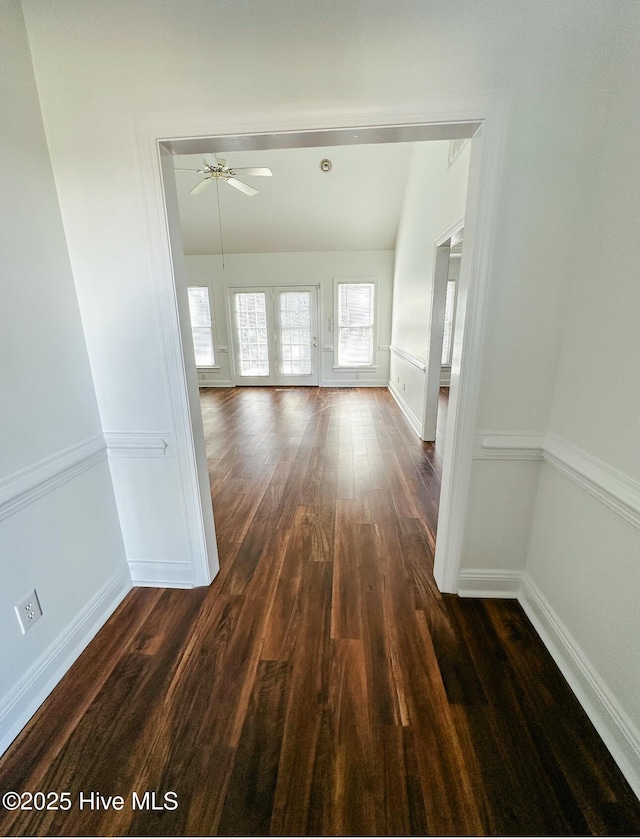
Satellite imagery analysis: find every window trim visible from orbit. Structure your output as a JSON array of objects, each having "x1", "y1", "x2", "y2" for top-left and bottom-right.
[
  {"x1": 333, "y1": 277, "x2": 379, "y2": 371},
  {"x1": 187, "y1": 284, "x2": 220, "y2": 370}
]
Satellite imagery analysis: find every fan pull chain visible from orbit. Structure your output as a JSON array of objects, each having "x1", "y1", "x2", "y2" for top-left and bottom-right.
[{"x1": 215, "y1": 180, "x2": 225, "y2": 270}]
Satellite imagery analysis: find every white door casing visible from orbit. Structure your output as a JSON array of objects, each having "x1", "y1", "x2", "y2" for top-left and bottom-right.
[
  {"x1": 137, "y1": 97, "x2": 507, "y2": 592},
  {"x1": 421, "y1": 217, "x2": 465, "y2": 443}
]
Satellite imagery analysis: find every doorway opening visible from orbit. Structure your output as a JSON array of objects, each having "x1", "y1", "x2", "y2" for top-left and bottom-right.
[
  {"x1": 421, "y1": 219, "x2": 465, "y2": 442},
  {"x1": 147, "y1": 112, "x2": 500, "y2": 593}
]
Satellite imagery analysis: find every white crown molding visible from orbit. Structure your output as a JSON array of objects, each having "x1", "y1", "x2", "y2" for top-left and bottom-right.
[
  {"x1": 104, "y1": 432, "x2": 174, "y2": 459},
  {"x1": 520, "y1": 574, "x2": 640, "y2": 799},
  {"x1": 389, "y1": 345, "x2": 427, "y2": 373},
  {"x1": 474, "y1": 432, "x2": 640, "y2": 531},
  {"x1": 0, "y1": 565, "x2": 131, "y2": 758},
  {"x1": 388, "y1": 382, "x2": 422, "y2": 437},
  {"x1": 0, "y1": 436, "x2": 107, "y2": 524}
]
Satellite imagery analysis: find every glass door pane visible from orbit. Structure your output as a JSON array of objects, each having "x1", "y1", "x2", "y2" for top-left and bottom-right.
[
  {"x1": 233, "y1": 292, "x2": 270, "y2": 377},
  {"x1": 278, "y1": 290, "x2": 312, "y2": 375},
  {"x1": 229, "y1": 286, "x2": 318, "y2": 386}
]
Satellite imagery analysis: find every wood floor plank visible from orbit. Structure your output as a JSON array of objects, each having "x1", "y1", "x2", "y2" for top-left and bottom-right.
[
  {"x1": 331, "y1": 500, "x2": 363, "y2": 641},
  {"x1": 270, "y1": 561, "x2": 333, "y2": 836},
  {"x1": 325, "y1": 638, "x2": 381, "y2": 836},
  {"x1": 217, "y1": 660, "x2": 291, "y2": 837}
]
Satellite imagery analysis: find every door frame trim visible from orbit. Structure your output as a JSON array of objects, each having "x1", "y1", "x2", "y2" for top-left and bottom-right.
[
  {"x1": 135, "y1": 95, "x2": 508, "y2": 592},
  {"x1": 421, "y1": 216, "x2": 465, "y2": 442}
]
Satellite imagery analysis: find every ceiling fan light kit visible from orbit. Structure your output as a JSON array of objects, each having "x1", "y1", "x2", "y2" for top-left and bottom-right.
[{"x1": 175, "y1": 155, "x2": 272, "y2": 197}]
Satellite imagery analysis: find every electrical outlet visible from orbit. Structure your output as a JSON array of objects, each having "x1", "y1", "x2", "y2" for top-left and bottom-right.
[{"x1": 15, "y1": 590, "x2": 43, "y2": 634}]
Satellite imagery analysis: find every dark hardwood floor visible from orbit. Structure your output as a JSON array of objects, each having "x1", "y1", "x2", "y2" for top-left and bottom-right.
[{"x1": 1, "y1": 386, "x2": 639, "y2": 836}]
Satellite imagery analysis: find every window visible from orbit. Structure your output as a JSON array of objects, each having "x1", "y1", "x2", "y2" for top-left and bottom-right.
[
  {"x1": 187, "y1": 286, "x2": 215, "y2": 367},
  {"x1": 441, "y1": 280, "x2": 456, "y2": 366},
  {"x1": 336, "y1": 280, "x2": 376, "y2": 367}
]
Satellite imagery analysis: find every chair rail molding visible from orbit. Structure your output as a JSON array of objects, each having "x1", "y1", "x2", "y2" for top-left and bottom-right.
[
  {"x1": 544, "y1": 434, "x2": 640, "y2": 531},
  {"x1": 389, "y1": 345, "x2": 427, "y2": 373},
  {"x1": 474, "y1": 432, "x2": 545, "y2": 461},
  {"x1": 104, "y1": 432, "x2": 174, "y2": 459},
  {"x1": 0, "y1": 436, "x2": 107, "y2": 524},
  {"x1": 473, "y1": 432, "x2": 640, "y2": 531}
]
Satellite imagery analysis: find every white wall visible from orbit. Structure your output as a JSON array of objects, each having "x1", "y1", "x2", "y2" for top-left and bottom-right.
[
  {"x1": 17, "y1": 0, "x2": 640, "y2": 790},
  {"x1": 0, "y1": 1, "x2": 128, "y2": 755},
  {"x1": 185, "y1": 251, "x2": 394, "y2": 387},
  {"x1": 20, "y1": 0, "x2": 613, "y2": 577},
  {"x1": 523, "y1": 4, "x2": 640, "y2": 793},
  {"x1": 389, "y1": 140, "x2": 470, "y2": 433}
]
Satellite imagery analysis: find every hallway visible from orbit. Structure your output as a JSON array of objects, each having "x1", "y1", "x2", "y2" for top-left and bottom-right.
[{"x1": 0, "y1": 387, "x2": 638, "y2": 835}]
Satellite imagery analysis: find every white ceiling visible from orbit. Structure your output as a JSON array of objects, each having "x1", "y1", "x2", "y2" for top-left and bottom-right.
[{"x1": 173, "y1": 142, "x2": 417, "y2": 255}]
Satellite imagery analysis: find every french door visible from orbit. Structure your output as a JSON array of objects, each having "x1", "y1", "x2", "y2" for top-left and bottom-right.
[{"x1": 228, "y1": 286, "x2": 319, "y2": 386}]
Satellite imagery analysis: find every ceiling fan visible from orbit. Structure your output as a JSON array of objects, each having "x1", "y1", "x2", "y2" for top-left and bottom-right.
[{"x1": 175, "y1": 155, "x2": 272, "y2": 196}]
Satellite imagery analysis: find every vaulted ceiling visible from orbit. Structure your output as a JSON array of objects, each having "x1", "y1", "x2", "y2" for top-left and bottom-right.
[{"x1": 173, "y1": 142, "x2": 416, "y2": 255}]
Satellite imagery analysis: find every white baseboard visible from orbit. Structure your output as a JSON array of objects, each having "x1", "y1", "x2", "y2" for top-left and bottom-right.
[
  {"x1": 457, "y1": 568, "x2": 640, "y2": 796},
  {"x1": 387, "y1": 381, "x2": 422, "y2": 437},
  {"x1": 520, "y1": 574, "x2": 640, "y2": 799},
  {"x1": 322, "y1": 378, "x2": 386, "y2": 388},
  {"x1": 0, "y1": 565, "x2": 131, "y2": 758},
  {"x1": 457, "y1": 568, "x2": 522, "y2": 598},
  {"x1": 129, "y1": 559, "x2": 195, "y2": 588},
  {"x1": 198, "y1": 380, "x2": 234, "y2": 388}
]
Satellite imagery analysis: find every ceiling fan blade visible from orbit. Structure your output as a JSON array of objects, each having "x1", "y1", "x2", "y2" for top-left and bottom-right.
[
  {"x1": 225, "y1": 177, "x2": 257, "y2": 197},
  {"x1": 174, "y1": 167, "x2": 201, "y2": 172},
  {"x1": 190, "y1": 178, "x2": 211, "y2": 195},
  {"x1": 232, "y1": 167, "x2": 272, "y2": 177}
]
